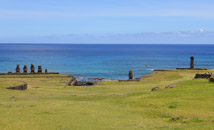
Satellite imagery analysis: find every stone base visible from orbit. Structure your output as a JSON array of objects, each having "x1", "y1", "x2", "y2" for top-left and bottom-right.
[
  {"x1": 0, "y1": 72, "x2": 59, "y2": 75},
  {"x1": 176, "y1": 68, "x2": 208, "y2": 70},
  {"x1": 118, "y1": 78, "x2": 140, "y2": 82},
  {"x1": 154, "y1": 69, "x2": 170, "y2": 71}
]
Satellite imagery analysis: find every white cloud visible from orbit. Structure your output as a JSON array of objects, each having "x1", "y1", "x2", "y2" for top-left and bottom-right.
[
  {"x1": 1, "y1": 31, "x2": 214, "y2": 44},
  {"x1": 200, "y1": 28, "x2": 205, "y2": 32}
]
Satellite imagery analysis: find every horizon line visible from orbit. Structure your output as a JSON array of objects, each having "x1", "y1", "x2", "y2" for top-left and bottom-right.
[{"x1": 0, "y1": 43, "x2": 214, "y2": 45}]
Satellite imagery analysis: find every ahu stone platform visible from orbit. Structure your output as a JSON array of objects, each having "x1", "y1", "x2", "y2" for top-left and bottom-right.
[
  {"x1": 1, "y1": 64, "x2": 60, "y2": 75},
  {"x1": 176, "y1": 68, "x2": 208, "y2": 70},
  {"x1": 176, "y1": 56, "x2": 208, "y2": 70},
  {"x1": 0, "y1": 72, "x2": 59, "y2": 75}
]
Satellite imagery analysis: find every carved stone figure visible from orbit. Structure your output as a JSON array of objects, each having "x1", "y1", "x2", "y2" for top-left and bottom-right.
[
  {"x1": 23, "y1": 65, "x2": 27, "y2": 73},
  {"x1": 16, "y1": 64, "x2": 20, "y2": 73},
  {"x1": 31, "y1": 64, "x2": 35, "y2": 73},
  {"x1": 45, "y1": 69, "x2": 48, "y2": 73},
  {"x1": 190, "y1": 56, "x2": 194, "y2": 69},
  {"x1": 38, "y1": 66, "x2": 42, "y2": 73},
  {"x1": 129, "y1": 69, "x2": 133, "y2": 80}
]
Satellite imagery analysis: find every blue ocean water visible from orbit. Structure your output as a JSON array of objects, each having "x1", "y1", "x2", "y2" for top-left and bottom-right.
[{"x1": 0, "y1": 44, "x2": 214, "y2": 79}]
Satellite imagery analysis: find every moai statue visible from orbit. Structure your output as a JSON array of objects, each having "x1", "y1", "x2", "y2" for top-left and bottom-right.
[
  {"x1": 31, "y1": 64, "x2": 35, "y2": 73},
  {"x1": 45, "y1": 69, "x2": 48, "y2": 73},
  {"x1": 23, "y1": 65, "x2": 27, "y2": 73},
  {"x1": 38, "y1": 66, "x2": 42, "y2": 73},
  {"x1": 190, "y1": 56, "x2": 194, "y2": 69},
  {"x1": 129, "y1": 69, "x2": 133, "y2": 80},
  {"x1": 16, "y1": 64, "x2": 20, "y2": 73}
]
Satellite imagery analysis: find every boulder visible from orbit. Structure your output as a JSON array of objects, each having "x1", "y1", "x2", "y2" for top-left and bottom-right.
[
  {"x1": 151, "y1": 87, "x2": 160, "y2": 91},
  {"x1": 171, "y1": 117, "x2": 180, "y2": 121},
  {"x1": 165, "y1": 85, "x2": 177, "y2": 89}
]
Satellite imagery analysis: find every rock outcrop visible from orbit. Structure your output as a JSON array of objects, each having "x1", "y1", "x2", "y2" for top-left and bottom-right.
[
  {"x1": 151, "y1": 87, "x2": 160, "y2": 91},
  {"x1": 165, "y1": 85, "x2": 177, "y2": 89}
]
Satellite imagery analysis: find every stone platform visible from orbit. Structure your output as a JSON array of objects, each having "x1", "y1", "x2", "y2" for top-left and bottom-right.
[
  {"x1": 118, "y1": 78, "x2": 140, "y2": 82},
  {"x1": 176, "y1": 68, "x2": 208, "y2": 70},
  {"x1": 0, "y1": 72, "x2": 59, "y2": 75}
]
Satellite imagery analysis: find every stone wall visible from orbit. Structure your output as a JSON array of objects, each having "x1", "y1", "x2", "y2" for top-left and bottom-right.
[
  {"x1": 195, "y1": 73, "x2": 211, "y2": 79},
  {"x1": 209, "y1": 78, "x2": 214, "y2": 82},
  {"x1": 7, "y1": 82, "x2": 27, "y2": 90}
]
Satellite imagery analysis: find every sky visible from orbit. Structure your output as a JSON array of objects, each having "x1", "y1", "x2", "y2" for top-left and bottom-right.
[{"x1": 0, "y1": 0, "x2": 214, "y2": 44}]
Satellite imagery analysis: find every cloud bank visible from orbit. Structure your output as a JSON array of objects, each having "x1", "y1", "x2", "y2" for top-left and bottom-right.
[{"x1": 1, "y1": 31, "x2": 213, "y2": 44}]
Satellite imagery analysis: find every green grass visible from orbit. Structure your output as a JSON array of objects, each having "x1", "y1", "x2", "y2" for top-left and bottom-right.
[
  {"x1": 0, "y1": 80, "x2": 24, "y2": 89},
  {"x1": 0, "y1": 70, "x2": 214, "y2": 130}
]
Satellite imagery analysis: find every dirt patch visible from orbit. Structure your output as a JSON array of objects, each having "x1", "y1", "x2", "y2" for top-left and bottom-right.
[{"x1": 32, "y1": 87, "x2": 40, "y2": 88}]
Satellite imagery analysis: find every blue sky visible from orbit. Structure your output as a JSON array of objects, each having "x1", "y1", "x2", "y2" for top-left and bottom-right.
[{"x1": 0, "y1": 0, "x2": 214, "y2": 44}]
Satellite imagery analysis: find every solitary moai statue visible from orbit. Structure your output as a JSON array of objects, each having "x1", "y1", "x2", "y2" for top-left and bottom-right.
[
  {"x1": 190, "y1": 56, "x2": 194, "y2": 69},
  {"x1": 31, "y1": 64, "x2": 35, "y2": 73},
  {"x1": 16, "y1": 64, "x2": 20, "y2": 73},
  {"x1": 129, "y1": 69, "x2": 133, "y2": 80},
  {"x1": 23, "y1": 65, "x2": 27, "y2": 73},
  {"x1": 45, "y1": 69, "x2": 48, "y2": 73},
  {"x1": 38, "y1": 66, "x2": 42, "y2": 73}
]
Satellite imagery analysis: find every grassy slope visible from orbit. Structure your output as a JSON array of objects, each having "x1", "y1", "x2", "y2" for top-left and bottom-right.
[{"x1": 0, "y1": 71, "x2": 214, "y2": 130}]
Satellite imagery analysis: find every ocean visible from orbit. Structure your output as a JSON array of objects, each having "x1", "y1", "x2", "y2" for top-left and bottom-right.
[{"x1": 0, "y1": 44, "x2": 214, "y2": 80}]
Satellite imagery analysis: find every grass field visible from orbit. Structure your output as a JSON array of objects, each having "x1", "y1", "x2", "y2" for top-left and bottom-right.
[{"x1": 0, "y1": 70, "x2": 214, "y2": 130}]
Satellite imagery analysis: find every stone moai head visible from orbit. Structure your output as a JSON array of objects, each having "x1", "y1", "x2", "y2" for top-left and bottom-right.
[
  {"x1": 23, "y1": 65, "x2": 27, "y2": 73},
  {"x1": 190, "y1": 56, "x2": 194, "y2": 69},
  {"x1": 45, "y1": 69, "x2": 48, "y2": 73},
  {"x1": 30, "y1": 64, "x2": 35, "y2": 73},
  {"x1": 129, "y1": 69, "x2": 133, "y2": 80},
  {"x1": 16, "y1": 64, "x2": 20, "y2": 73},
  {"x1": 38, "y1": 65, "x2": 42, "y2": 73},
  {"x1": 31, "y1": 64, "x2": 35, "y2": 73}
]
